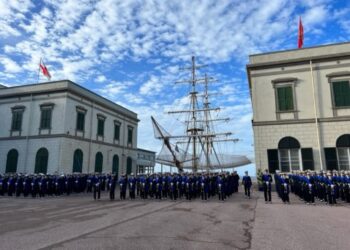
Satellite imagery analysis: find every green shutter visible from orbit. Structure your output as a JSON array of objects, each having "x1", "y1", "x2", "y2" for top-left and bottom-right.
[
  {"x1": 333, "y1": 81, "x2": 350, "y2": 107},
  {"x1": 76, "y1": 112, "x2": 85, "y2": 131},
  {"x1": 277, "y1": 86, "x2": 294, "y2": 111},
  {"x1": 114, "y1": 124, "x2": 120, "y2": 140},
  {"x1": 128, "y1": 128, "x2": 133, "y2": 144},
  {"x1": 285, "y1": 86, "x2": 294, "y2": 110},
  {"x1": 97, "y1": 119, "x2": 104, "y2": 136}
]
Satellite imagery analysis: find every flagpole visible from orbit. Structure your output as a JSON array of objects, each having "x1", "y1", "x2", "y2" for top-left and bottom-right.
[
  {"x1": 309, "y1": 60, "x2": 324, "y2": 171},
  {"x1": 37, "y1": 58, "x2": 42, "y2": 84}
]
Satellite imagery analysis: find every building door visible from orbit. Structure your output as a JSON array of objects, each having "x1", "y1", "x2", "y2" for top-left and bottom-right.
[
  {"x1": 112, "y1": 155, "x2": 119, "y2": 178},
  {"x1": 35, "y1": 148, "x2": 49, "y2": 174},
  {"x1": 126, "y1": 157, "x2": 132, "y2": 175},
  {"x1": 6, "y1": 149, "x2": 18, "y2": 173},
  {"x1": 73, "y1": 149, "x2": 83, "y2": 173},
  {"x1": 95, "y1": 152, "x2": 103, "y2": 173}
]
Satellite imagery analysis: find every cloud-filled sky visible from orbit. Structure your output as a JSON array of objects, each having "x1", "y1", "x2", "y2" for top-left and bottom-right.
[{"x1": 1, "y1": 0, "x2": 349, "y2": 174}]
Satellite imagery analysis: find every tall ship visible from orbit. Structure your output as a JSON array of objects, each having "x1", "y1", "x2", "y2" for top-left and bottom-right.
[{"x1": 151, "y1": 56, "x2": 251, "y2": 172}]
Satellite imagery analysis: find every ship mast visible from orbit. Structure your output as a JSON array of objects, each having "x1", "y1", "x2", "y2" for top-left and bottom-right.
[{"x1": 152, "y1": 56, "x2": 246, "y2": 172}]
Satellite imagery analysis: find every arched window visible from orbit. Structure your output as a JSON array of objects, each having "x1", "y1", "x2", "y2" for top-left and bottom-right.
[
  {"x1": 35, "y1": 148, "x2": 49, "y2": 174},
  {"x1": 6, "y1": 149, "x2": 18, "y2": 173},
  {"x1": 126, "y1": 157, "x2": 132, "y2": 175},
  {"x1": 73, "y1": 149, "x2": 83, "y2": 173},
  {"x1": 112, "y1": 155, "x2": 119, "y2": 177},
  {"x1": 95, "y1": 152, "x2": 103, "y2": 173},
  {"x1": 336, "y1": 134, "x2": 350, "y2": 170},
  {"x1": 278, "y1": 137, "x2": 301, "y2": 172}
]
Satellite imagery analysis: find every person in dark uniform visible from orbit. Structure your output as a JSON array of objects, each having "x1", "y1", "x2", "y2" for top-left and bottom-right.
[
  {"x1": 109, "y1": 174, "x2": 117, "y2": 200},
  {"x1": 128, "y1": 173, "x2": 136, "y2": 200},
  {"x1": 262, "y1": 169, "x2": 273, "y2": 203},
  {"x1": 280, "y1": 174, "x2": 290, "y2": 204},
  {"x1": 119, "y1": 174, "x2": 127, "y2": 200},
  {"x1": 217, "y1": 173, "x2": 226, "y2": 201},
  {"x1": 242, "y1": 171, "x2": 252, "y2": 199},
  {"x1": 93, "y1": 174, "x2": 101, "y2": 200}
]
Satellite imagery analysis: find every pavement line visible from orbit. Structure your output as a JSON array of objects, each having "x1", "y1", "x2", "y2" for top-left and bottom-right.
[{"x1": 37, "y1": 200, "x2": 184, "y2": 250}]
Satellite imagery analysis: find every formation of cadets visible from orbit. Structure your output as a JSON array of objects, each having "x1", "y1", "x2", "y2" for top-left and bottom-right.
[
  {"x1": 111, "y1": 172, "x2": 241, "y2": 201},
  {"x1": 274, "y1": 170, "x2": 350, "y2": 205},
  {"x1": 0, "y1": 171, "x2": 243, "y2": 202}
]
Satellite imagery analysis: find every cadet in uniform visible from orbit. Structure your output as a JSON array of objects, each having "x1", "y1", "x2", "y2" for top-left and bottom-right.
[
  {"x1": 262, "y1": 169, "x2": 273, "y2": 203},
  {"x1": 242, "y1": 171, "x2": 252, "y2": 199}
]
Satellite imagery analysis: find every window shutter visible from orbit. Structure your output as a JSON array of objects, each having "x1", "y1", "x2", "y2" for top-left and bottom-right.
[
  {"x1": 277, "y1": 88, "x2": 285, "y2": 111},
  {"x1": 333, "y1": 81, "x2": 350, "y2": 107},
  {"x1": 324, "y1": 147, "x2": 338, "y2": 171},
  {"x1": 301, "y1": 148, "x2": 314, "y2": 170},
  {"x1": 285, "y1": 86, "x2": 294, "y2": 110},
  {"x1": 267, "y1": 149, "x2": 279, "y2": 173}
]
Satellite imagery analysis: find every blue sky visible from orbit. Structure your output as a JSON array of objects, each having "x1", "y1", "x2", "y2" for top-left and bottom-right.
[{"x1": 1, "y1": 0, "x2": 350, "y2": 175}]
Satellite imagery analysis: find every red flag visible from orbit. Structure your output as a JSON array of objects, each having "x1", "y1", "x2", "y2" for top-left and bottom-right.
[
  {"x1": 39, "y1": 60, "x2": 51, "y2": 80},
  {"x1": 298, "y1": 17, "x2": 304, "y2": 49}
]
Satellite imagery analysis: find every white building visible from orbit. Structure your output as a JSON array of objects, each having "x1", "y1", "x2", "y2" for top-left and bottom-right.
[
  {"x1": 0, "y1": 80, "x2": 155, "y2": 176},
  {"x1": 247, "y1": 42, "x2": 350, "y2": 173},
  {"x1": 136, "y1": 148, "x2": 156, "y2": 174}
]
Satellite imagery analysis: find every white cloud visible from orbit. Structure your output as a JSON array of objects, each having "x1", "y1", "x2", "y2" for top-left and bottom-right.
[{"x1": 0, "y1": 57, "x2": 22, "y2": 73}]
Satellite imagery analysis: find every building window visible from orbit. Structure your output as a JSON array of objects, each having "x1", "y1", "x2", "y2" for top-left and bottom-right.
[
  {"x1": 332, "y1": 81, "x2": 350, "y2": 107},
  {"x1": 73, "y1": 149, "x2": 83, "y2": 173},
  {"x1": 11, "y1": 107, "x2": 24, "y2": 131},
  {"x1": 278, "y1": 136, "x2": 301, "y2": 172},
  {"x1": 95, "y1": 152, "x2": 103, "y2": 173},
  {"x1": 126, "y1": 157, "x2": 132, "y2": 175},
  {"x1": 337, "y1": 148, "x2": 350, "y2": 170},
  {"x1": 279, "y1": 149, "x2": 300, "y2": 172},
  {"x1": 35, "y1": 147, "x2": 49, "y2": 174},
  {"x1": 75, "y1": 106, "x2": 86, "y2": 131},
  {"x1": 336, "y1": 134, "x2": 350, "y2": 170},
  {"x1": 114, "y1": 121, "x2": 121, "y2": 141},
  {"x1": 6, "y1": 149, "x2": 18, "y2": 173},
  {"x1": 277, "y1": 86, "x2": 294, "y2": 111},
  {"x1": 76, "y1": 112, "x2": 85, "y2": 131},
  {"x1": 127, "y1": 126, "x2": 133, "y2": 145},
  {"x1": 40, "y1": 103, "x2": 54, "y2": 130},
  {"x1": 97, "y1": 114, "x2": 106, "y2": 137}
]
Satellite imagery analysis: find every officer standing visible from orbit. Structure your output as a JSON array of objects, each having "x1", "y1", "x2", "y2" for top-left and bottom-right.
[
  {"x1": 242, "y1": 171, "x2": 252, "y2": 199},
  {"x1": 93, "y1": 174, "x2": 101, "y2": 200},
  {"x1": 128, "y1": 173, "x2": 136, "y2": 200},
  {"x1": 119, "y1": 174, "x2": 127, "y2": 200},
  {"x1": 109, "y1": 174, "x2": 117, "y2": 200},
  {"x1": 262, "y1": 169, "x2": 273, "y2": 203}
]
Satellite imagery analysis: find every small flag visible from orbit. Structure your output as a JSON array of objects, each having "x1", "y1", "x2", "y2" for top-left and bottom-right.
[
  {"x1": 39, "y1": 60, "x2": 51, "y2": 80},
  {"x1": 298, "y1": 17, "x2": 304, "y2": 49}
]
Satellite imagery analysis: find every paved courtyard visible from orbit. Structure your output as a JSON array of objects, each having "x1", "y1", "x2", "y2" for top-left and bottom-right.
[{"x1": 0, "y1": 190, "x2": 349, "y2": 250}]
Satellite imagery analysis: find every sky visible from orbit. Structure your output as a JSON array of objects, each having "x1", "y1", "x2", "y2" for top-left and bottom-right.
[{"x1": 1, "y1": 0, "x2": 350, "y2": 175}]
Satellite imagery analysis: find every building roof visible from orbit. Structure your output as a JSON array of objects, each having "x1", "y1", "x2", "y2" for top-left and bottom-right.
[
  {"x1": 246, "y1": 41, "x2": 350, "y2": 94},
  {"x1": 248, "y1": 41, "x2": 350, "y2": 68},
  {"x1": 0, "y1": 84, "x2": 7, "y2": 89},
  {"x1": 0, "y1": 80, "x2": 138, "y2": 122},
  {"x1": 137, "y1": 148, "x2": 156, "y2": 154}
]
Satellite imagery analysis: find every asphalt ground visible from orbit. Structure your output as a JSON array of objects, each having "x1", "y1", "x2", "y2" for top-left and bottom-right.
[{"x1": 0, "y1": 189, "x2": 349, "y2": 250}]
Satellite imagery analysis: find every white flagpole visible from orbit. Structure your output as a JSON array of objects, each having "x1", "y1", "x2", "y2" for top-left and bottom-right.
[
  {"x1": 37, "y1": 57, "x2": 42, "y2": 83},
  {"x1": 310, "y1": 60, "x2": 324, "y2": 171}
]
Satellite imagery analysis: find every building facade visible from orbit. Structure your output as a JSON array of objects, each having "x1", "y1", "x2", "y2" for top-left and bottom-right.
[
  {"x1": 0, "y1": 80, "x2": 155, "y2": 176},
  {"x1": 136, "y1": 148, "x2": 156, "y2": 174},
  {"x1": 247, "y1": 42, "x2": 350, "y2": 173}
]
